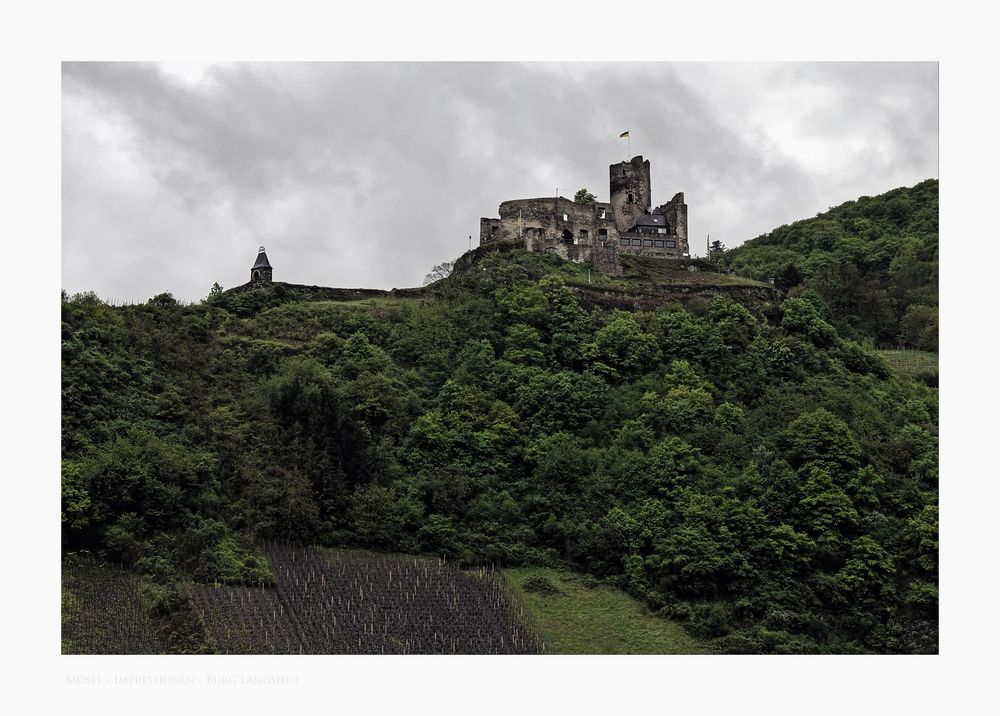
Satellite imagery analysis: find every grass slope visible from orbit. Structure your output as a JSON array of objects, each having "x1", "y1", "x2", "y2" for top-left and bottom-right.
[{"x1": 504, "y1": 567, "x2": 705, "y2": 654}]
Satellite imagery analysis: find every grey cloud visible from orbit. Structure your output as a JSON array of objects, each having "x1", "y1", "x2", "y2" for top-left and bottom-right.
[{"x1": 62, "y1": 62, "x2": 938, "y2": 302}]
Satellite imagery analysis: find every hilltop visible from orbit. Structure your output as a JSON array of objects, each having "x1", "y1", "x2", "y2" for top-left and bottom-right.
[
  {"x1": 452, "y1": 242, "x2": 777, "y2": 311},
  {"x1": 214, "y1": 243, "x2": 776, "y2": 319},
  {"x1": 725, "y1": 179, "x2": 938, "y2": 348}
]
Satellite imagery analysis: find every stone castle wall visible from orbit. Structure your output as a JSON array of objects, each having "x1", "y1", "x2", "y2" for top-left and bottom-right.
[
  {"x1": 609, "y1": 155, "x2": 651, "y2": 232},
  {"x1": 656, "y1": 192, "x2": 689, "y2": 247},
  {"x1": 479, "y1": 155, "x2": 689, "y2": 271}
]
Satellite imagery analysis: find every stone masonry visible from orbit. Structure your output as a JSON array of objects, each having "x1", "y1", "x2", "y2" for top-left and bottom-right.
[
  {"x1": 250, "y1": 246, "x2": 273, "y2": 286},
  {"x1": 479, "y1": 156, "x2": 689, "y2": 273}
]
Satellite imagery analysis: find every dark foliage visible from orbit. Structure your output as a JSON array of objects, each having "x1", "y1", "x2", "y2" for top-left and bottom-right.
[
  {"x1": 724, "y1": 179, "x2": 938, "y2": 348},
  {"x1": 62, "y1": 193, "x2": 937, "y2": 653}
]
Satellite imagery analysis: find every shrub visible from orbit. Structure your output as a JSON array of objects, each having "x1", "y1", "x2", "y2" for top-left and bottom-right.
[{"x1": 522, "y1": 574, "x2": 563, "y2": 596}]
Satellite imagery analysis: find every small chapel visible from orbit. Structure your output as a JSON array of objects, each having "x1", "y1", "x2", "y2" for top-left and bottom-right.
[{"x1": 250, "y1": 246, "x2": 273, "y2": 286}]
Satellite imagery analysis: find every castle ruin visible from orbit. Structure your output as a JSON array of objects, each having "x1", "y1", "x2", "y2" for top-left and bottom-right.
[{"x1": 479, "y1": 156, "x2": 689, "y2": 273}]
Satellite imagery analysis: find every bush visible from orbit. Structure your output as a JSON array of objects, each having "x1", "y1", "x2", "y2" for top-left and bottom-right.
[{"x1": 522, "y1": 574, "x2": 563, "y2": 596}]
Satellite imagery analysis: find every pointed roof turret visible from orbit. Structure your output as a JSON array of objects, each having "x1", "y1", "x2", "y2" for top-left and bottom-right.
[{"x1": 252, "y1": 246, "x2": 272, "y2": 270}]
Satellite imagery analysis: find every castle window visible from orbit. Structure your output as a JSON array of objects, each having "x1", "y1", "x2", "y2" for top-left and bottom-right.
[
  {"x1": 562, "y1": 229, "x2": 574, "y2": 246},
  {"x1": 599, "y1": 209, "x2": 606, "y2": 219},
  {"x1": 666, "y1": 240, "x2": 676, "y2": 248},
  {"x1": 579, "y1": 229, "x2": 589, "y2": 239},
  {"x1": 598, "y1": 229, "x2": 608, "y2": 237},
  {"x1": 627, "y1": 193, "x2": 635, "y2": 205},
  {"x1": 620, "y1": 238, "x2": 630, "y2": 247},
  {"x1": 657, "y1": 228, "x2": 667, "y2": 234},
  {"x1": 643, "y1": 239, "x2": 653, "y2": 247},
  {"x1": 563, "y1": 213, "x2": 568, "y2": 221},
  {"x1": 654, "y1": 240, "x2": 664, "y2": 248}
]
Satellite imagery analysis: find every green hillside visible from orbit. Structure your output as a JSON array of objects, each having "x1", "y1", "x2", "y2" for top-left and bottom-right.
[
  {"x1": 725, "y1": 179, "x2": 938, "y2": 348},
  {"x1": 505, "y1": 567, "x2": 705, "y2": 654},
  {"x1": 62, "y1": 237, "x2": 938, "y2": 654}
]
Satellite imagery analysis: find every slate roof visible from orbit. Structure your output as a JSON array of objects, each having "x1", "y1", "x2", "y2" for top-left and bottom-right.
[
  {"x1": 252, "y1": 249, "x2": 272, "y2": 270},
  {"x1": 630, "y1": 214, "x2": 669, "y2": 229}
]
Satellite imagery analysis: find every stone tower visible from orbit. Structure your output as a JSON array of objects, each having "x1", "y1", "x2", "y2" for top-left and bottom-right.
[
  {"x1": 250, "y1": 246, "x2": 272, "y2": 286},
  {"x1": 609, "y1": 155, "x2": 651, "y2": 233}
]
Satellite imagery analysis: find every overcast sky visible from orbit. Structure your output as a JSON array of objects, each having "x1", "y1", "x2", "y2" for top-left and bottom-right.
[{"x1": 62, "y1": 62, "x2": 938, "y2": 302}]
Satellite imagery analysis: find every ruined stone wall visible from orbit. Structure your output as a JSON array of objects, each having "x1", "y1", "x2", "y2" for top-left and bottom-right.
[
  {"x1": 525, "y1": 239, "x2": 592, "y2": 263},
  {"x1": 482, "y1": 197, "x2": 619, "y2": 248},
  {"x1": 590, "y1": 243, "x2": 623, "y2": 276},
  {"x1": 479, "y1": 217, "x2": 502, "y2": 244},
  {"x1": 609, "y1": 156, "x2": 651, "y2": 233},
  {"x1": 655, "y1": 192, "x2": 689, "y2": 255}
]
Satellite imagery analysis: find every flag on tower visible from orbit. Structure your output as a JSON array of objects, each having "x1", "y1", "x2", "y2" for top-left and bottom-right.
[{"x1": 619, "y1": 130, "x2": 629, "y2": 139}]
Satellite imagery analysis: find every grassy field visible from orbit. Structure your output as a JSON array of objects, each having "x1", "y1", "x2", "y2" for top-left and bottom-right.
[
  {"x1": 504, "y1": 567, "x2": 705, "y2": 654},
  {"x1": 876, "y1": 349, "x2": 938, "y2": 378}
]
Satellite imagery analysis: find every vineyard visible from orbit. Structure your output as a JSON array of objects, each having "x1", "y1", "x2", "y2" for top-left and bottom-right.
[
  {"x1": 876, "y1": 348, "x2": 938, "y2": 379},
  {"x1": 189, "y1": 543, "x2": 542, "y2": 654},
  {"x1": 62, "y1": 545, "x2": 543, "y2": 654},
  {"x1": 62, "y1": 556, "x2": 165, "y2": 654}
]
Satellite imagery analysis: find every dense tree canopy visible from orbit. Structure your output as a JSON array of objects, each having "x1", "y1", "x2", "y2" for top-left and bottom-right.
[
  {"x1": 62, "y1": 200, "x2": 937, "y2": 653},
  {"x1": 724, "y1": 179, "x2": 938, "y2": 348}
]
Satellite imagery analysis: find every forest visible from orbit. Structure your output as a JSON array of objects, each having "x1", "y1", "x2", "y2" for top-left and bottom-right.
[
  {"x1": 724, "y1": 179, "x2": 938, "y2": 349},
  {"x1": 61, "y1": 180, "x2": 938, "y2": 654}
]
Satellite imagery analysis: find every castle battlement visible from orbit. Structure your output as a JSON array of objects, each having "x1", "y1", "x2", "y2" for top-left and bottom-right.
[{"x1": 479, "y1": 156, "x2": 689, "y2": 273}]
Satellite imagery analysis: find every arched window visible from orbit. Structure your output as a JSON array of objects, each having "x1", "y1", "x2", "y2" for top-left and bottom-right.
[
  {"x1": 252, "y1": 270, "x2": 260, "y2": 280},
  {"x1": 562, "y1": 229, "x2": 574, "y2": 246}
]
